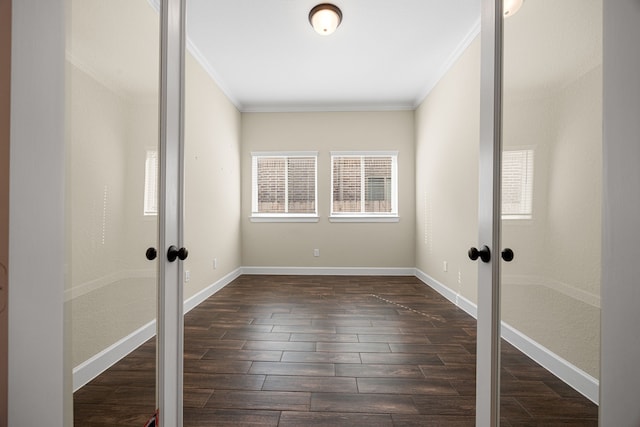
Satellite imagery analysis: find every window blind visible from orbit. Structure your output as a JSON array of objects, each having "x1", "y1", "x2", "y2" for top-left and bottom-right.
[
  {"x1": 332, "y1": 157, "x2": 362, "y2": 213},
  {"x1": 144, "y1": 149, "x2": 158, "y2": 215},
  {"x1": 502, "y1": 149, "x2": 534, "y2": 219},
  {"x1": 252, "y1": 153, "x2": 317, "y2": 216},
  {"x1": 331, "y1": 152, "x2": 397, "y2": 216}
]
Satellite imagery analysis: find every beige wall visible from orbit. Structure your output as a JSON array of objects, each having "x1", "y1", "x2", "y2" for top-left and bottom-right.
[
  {"x1": 66, "y1": 36, "x2": 241, "y2": 367},
  {"x1": 0, "y1": 0, "x2": 10, "y2": 423},
  {"x1": 543, "y1": 66, "x2": 602, "y2": 297},
  {"x1": 65, "y1": 60, "x2": 159, "y2": 366},
  {"x1": 415, "y1": 34, "x2": 601, "y2": 378},
  {"x1": 501, "y1": 67, "x2": 602, "y2": 300},
  {"x1": 241, "y1": 111, "x2": 416, "y2": 269},
  {"x1": 415, "y1": 38, "x2": 481, "y2": 303},
  {"x1": 183, "y1": 52, "x2": 242, "y2": 300},
  {"x1": 498, "y1": 0, "x2": 602, "y2": 378},
  {"x1": 501, "y1": 66, "x2": 602, "y2": 378}
]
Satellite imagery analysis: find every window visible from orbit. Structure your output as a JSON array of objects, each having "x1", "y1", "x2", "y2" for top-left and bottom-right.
[
  {"x1": 331, "y1": 151, "x2": 398, "y2": 221},
  {"x1": 144, "y1": 149, "x2": 158, "y2": 216},
  {"x1": 502, "y1": 149, "x2": 534, "y2": 220},
  {"x1": 251, "y1": 152, "x2": 318, "y2": 221}
]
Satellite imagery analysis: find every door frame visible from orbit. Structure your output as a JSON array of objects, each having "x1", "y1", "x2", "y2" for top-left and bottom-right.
[
  {"x1": 8, "y1": 0, "x2": 66, "y2": 425},
  {"x1": 0, "y1": 0, "x2": 11, "y2": 423},
  {"x1": 157, "y1": 0, "x2": 186, "y2": 425},
  {"x1": 600, "y1": 0, "x2": 640, "y2": 424},
  {"x1": 476, "y1": 0, "x2": 503, "y2": 425}
]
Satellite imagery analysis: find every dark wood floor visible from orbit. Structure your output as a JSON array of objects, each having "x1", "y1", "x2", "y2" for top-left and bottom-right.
[{"x1": 74, "y1": 275, "x2": 598, "y2": 426}]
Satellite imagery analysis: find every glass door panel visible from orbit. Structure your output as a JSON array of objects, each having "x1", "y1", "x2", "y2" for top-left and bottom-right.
[
  {"x1": 500, "y1": 0, "x2": 602, "y2": 423},
  {"x1": 66, "y1": 0, "x2": 160, "y2": 423}
]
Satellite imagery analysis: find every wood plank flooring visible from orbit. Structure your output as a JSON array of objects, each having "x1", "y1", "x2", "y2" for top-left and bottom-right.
[{"x1": 74, "y1": 275, "x2": 598, "y2": 426}]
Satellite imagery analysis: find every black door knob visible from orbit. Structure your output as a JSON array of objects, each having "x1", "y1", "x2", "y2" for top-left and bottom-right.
[
  {"x1": 468, "y1": 245, "x2": 491, "y2": 263},
  {"x1": 146, "y1": 247, "x2": 157, "y2": 261},
  {"x1": 167, "y1": 245, "x2": 189, "y2": 262},
  {"x1": 501, "y1": 248, "x2": 514, "y2": 262}
]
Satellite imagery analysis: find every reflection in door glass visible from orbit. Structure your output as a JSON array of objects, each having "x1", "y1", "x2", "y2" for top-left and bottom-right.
[
  {"x1": 500, "y1": 0, "x2": 601, "y2": 423},
  {"x1": 65, "y1": 0, "x2": 160, "y2": 422}
]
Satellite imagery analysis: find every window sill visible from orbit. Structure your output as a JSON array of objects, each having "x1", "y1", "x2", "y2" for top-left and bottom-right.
[
  {"x1": 502, "y1": 216, "x2": 533, "y2": 225},
  {"x1": 502, "y1": 214, "x2": 532, "y2": 220},
  {"x1": 250, "y1": 216, "x2": 320, "y2": 223},
  {"x1": 329, "y1": 216, "x2": 400, "y2": 223}
]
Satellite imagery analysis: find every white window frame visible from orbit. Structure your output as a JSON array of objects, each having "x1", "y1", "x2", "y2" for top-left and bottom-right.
[
  {"x1": 251, "y1": 151, "x2": 319, "y2": 223},
  {"x1": 330, "y1": 151, "x2": 399, "y2": 223},
  {"x1": 502, "y1": 148, "x2": 534, "y2": 220},
  {"x1": 144, "y1": 148, "x2": 158, "y2": 216}
]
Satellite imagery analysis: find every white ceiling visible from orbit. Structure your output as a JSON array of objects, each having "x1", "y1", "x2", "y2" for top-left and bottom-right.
[{"x1": 185, "y1": 0, "x2": 481, "y2": 112}]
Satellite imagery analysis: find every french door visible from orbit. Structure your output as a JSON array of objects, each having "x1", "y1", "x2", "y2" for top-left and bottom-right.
[
  {"x1": 66, "y1": 0, "x2": 186, "y2": 425},
  {"x1": 65, "y1": 1, "x2": 603, "y2": 425},
  {"x1": 475, "y1": 0, "x2": 602, "y2": 424},
  {"x1": 157, "y1": 0, "x2": 186, "y2": 425}
]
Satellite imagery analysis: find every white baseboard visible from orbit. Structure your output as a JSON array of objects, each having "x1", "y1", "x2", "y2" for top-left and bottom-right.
[
  {"x1": 184, "y1": 268, "x2": 242, "y2": 314},
  {"x1": 72, "y1": 268, "x2": 242, "y2": 391},
  {"x1": 414, "y1": 269, "x2": 478, "y2": 318},
  {"x1": 241, "y1": 266, "x2": 416, "y2": 276},
  {"x1": 501, "y1": 322, "x2": 599, "y2": 404},
  {"x1": 72, "y1": 320, "x2": 156, "y2": 391},
  {"x1": 415, "y1": 268, "x2": 599, "y2": 405}
]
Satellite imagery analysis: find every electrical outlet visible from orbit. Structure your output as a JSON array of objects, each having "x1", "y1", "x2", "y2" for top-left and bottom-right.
[
  {"x1": 185, "y1": 270, "x2": 190, "y2": 283},
  {"x1": 313, "y1": 248, "x2": 320, "y2": 257},
  {"x1": 458, "y1": 270, "x2": 462, "y2": 284},
  {"x1": 443, "y1": 261, "x2": 448, "y2": 272},
  {"x1": 213, "y1": 258, "x2": 218, "y2": 269}
]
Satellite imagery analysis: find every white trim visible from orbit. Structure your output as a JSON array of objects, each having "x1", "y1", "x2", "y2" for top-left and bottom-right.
[
  {"x1": 250, "y1": 216, "x2": 320, "y2": 223},
  {"x1": 414, "y1": 18, "x2": 481, "y2": 108},
  {"x1": 501, "y1": 322, "x2": 600, "y2": 404},
  {"x1": 147, "y1": 0, "x2": 244, "y2": 111},
  {"x1": 328, "y1": 216, "x2": 399, "y2": 223},
  {"x1": 72, "y1": 320, "x2": 156, "y2": 392},
  {"x1": 240, "y1": 103, "x2": 415, "y2": 114},
  {"x1": 72, "y1": 268, "x2": 241, "y2": 392},
  {"x1": 185, "y1": 38, "x2": 243, "y2": 111},
  {"x1": 183, "y1": 268, "x2": 242, "y2": 314},
  {"x1": 241, "y1": 266, "x2": 415, "y2": 276},
  {"x1": 414, "y1": 269, "x2": 477, "y2": 318},
  {"x1": 502, "y1": 214, "x2": 532, "y2": 220},
  {"x1": 414, "y1": 268, "x2": 599, "y2": 404},
  {"x1": 148, "y1": 0, "x2": 243, "y2": 110}
]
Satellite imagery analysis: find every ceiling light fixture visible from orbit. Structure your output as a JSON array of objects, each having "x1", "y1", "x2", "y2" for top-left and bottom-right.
[
  {"x1": 309, "y1": 3, "x2": 342, "y2": 35},
  {"x1": 503, "y1": 0, "x2": 524, "y2": 18}
]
